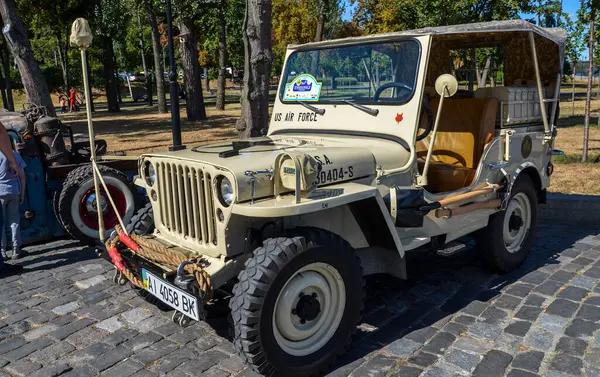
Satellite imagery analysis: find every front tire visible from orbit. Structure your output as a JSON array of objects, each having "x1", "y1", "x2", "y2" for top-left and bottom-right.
[
  {"x1": 477, "y1": 175, "x2": 538, "y2": 272},
  {"x1": 229, "y1": 228, "x2": 364, "y2": 377}
]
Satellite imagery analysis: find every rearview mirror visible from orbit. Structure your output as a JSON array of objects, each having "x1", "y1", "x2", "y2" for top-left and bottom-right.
[{"x1": 435, "y1": 74, "x2": 458, "y2": 98}]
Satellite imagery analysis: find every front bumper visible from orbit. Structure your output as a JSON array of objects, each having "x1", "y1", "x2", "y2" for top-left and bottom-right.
[{"x1": 98, "y1": 241, "x2": 207, "y2": 320}]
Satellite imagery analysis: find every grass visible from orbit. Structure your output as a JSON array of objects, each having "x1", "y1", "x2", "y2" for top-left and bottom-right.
[
  {"x1": 547, "y1": 95, "x2": 600, "y2": 195},
  {"x1": 6, "y1": 82, "x2": 600, "y2": 196},
  {"x1": 62, "y1": 103, "x2": 241, "y2": 155}
]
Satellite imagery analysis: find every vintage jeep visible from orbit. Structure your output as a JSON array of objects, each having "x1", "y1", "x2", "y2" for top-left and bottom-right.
[{"x1": 105, "y1": 20, "x2": 565, "y2": 376}]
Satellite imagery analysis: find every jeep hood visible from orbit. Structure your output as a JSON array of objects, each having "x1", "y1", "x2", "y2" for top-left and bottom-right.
[{"x1": 143, "y1": 136, "x2": 376, "y2": 203}]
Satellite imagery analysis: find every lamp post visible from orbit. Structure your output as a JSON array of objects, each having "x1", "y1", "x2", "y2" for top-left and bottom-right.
[
  {"x1": 165, "y1": 0, "x2": 184, "y2": 151},
  {"x1": 70, "y1": 18, "x2": 105, "y2": 242}
]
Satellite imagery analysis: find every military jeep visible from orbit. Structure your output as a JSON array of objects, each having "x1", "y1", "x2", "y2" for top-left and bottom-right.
[{"x1": 105, "y1": 20, "x2": 566, "y2": 376}]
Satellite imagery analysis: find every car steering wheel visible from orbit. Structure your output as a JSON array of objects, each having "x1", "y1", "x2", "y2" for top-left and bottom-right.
[
  {"x1": 416, "y1": 97, "x2": 433, "y2": 141},
  {"x1": 374, "y1": 82, "x2": 413, "y2": 102}
]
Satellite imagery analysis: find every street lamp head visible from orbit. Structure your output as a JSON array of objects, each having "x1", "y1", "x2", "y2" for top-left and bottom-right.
[{"x1": 70, "y1": 18, "x2": 93, "y2": 49}]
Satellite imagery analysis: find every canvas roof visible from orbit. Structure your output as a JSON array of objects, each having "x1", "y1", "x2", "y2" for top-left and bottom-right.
[{"x1": 289, "y1": 20, "x2": 568, "y2": 50}]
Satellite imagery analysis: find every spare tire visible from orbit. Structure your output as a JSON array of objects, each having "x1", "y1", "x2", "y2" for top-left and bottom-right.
[{"x1": 57, "y1": 164, "x2": 142, "y2": 245}]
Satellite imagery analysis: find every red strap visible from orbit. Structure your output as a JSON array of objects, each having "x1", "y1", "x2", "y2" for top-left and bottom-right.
[
  {"x1": 107, "y1": 246, "x2": 125, "y2": 272},
  {"x1": 119, "y1": 233, "x2": 140, "y2": 252}
]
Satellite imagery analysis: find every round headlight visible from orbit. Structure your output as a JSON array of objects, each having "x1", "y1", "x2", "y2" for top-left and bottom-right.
[
  {"x1": 144, "y1": 161, "x2": 156, "y2": 186},
  {"x1": 218, "y1": 176, "x2": 234, "y2": 206}
]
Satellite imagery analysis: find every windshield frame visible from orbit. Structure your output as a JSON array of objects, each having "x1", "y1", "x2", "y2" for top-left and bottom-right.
[{"x1": 279, "y1": 38, "x2": 422, "y2": 107}]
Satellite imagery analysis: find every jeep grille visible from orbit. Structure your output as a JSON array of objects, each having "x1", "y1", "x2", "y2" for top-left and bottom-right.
[{"x1": 155, "y1": 161, "x2": 217, "y2": 245}]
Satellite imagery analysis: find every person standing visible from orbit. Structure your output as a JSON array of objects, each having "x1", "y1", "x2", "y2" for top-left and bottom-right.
[
  {"x1": 0, "y1": 145, "x2": 26, "y2": 261},
  {"x1": 59, "y1": 96, "x2": 67, "y2": 113},
  {"x1": 69, "y1": 88, "x2": 77, "y2": 112}
]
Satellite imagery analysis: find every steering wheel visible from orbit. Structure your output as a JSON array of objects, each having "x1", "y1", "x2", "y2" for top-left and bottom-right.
[
  {"x1": 416, "y1": 97, "x2": 433, "y2": 141},
  {"x1": 374, "y1": 82, "x2": 413, "y2": 102}
]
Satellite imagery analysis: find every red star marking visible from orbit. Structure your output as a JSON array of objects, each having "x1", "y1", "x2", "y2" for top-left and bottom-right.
[{"x1": 395, "y1": 113, "x2": 403, "y2": 124}]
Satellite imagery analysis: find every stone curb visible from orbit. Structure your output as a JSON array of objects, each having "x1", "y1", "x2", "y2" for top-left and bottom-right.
[{"x1": 540, "y1": 193, "x2": 600, "y2": 224}]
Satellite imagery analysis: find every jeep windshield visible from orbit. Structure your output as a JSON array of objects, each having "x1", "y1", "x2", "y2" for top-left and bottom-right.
[{"x1": 280, "y1": 40, "x2": 420, "y2": 105}]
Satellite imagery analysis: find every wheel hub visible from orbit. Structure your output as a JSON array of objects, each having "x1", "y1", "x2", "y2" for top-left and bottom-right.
[
  {"x1": 294, "y1": 293, "x2": 321, "y2": 323},
  {"x1": 85, "y1": 193, "x2": 108, "y2": 214},
  {"x1": 508, "y1": 211, "x2": 523, "y2": 231},
  {"x1": 77, "y1": 183, "x2": 128, "y2": 231},
  {"x1": 272, "y1": 262, "x2": 346, "y2": 357},
  {"x1": 503, "y1": 192, "x2": 532, "y2": 253}
]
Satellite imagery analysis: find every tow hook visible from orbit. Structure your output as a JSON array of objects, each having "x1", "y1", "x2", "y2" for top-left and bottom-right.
[
  {"x1": 112, "y1": 269, "x2": 128, "y2": 286},
  {"x1": 173, "y1": 261, "x2": 202, "y2": 327},
  {"x1": 174, "y1": 261, "x2": 196, "y2": 291},
  {"x1": 172, "y1": 311, "x2": 191, "y2": 327}
]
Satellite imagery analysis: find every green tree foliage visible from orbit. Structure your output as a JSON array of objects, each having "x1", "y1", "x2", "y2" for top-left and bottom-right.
[
  {"x1": 562, "y1": 12, "x2": 585, "y2": 77},
  {"x1": 196, "y1": 0, "x2": 245, "y2": 77},
  {"x1": 17, "y1": 0, "x2": 91, "y2": 94},
  {"x1": 521, "y1": 0, "x2": 562, "y2": 26},
  {"x1": 271, "y1": 0, "x2": 347, "y2": 74},
  {"x1": 351, "y1": 0, "x2": 522, "y2": 34}
]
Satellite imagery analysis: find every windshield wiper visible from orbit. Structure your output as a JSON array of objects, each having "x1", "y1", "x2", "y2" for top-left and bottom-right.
[
  {"x1": 294, "y1": 100, "x2": 325, "y2": 115},
  {"x1": 342, "y1": 99, "x2": 379, "y2": 117}
]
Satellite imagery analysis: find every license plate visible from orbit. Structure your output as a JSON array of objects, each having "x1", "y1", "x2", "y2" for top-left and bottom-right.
[{"x1": 141, "y1": 269, "x2": 200, "y2": 321}]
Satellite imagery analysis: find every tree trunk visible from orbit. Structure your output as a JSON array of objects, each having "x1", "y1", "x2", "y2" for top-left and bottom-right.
[
  {"x1": 125, "y1": 74, "x2": 133, "y2": 99},
  {"x1": 1, "y1": 42, "x2": 13, "y2": 111},
  {"x1": 101, "y1": 36, "x2": 120, "y2": 112},
  {"x1": 63, "y1": 26, "x2": 69, "y2": 92},
  {"x1": 179, "y1": 18, "x2": 207, "y2": 121},
  {"x1": 557, "y1": 0, "x2": 563, "y2": 26},
  {"x1": 237, "y1": 0, "x2": 272, "y2": 139},
  {"x1": 216, "y1": 0, "x2": 228, "y2": 111},
  {"x1": 468, "y1": 47, "x2": 475, "y2": 91},
  {"x1": 477, "y1": 56, "x2": 491, "y2": 88},
  {"x1": 56, "y1": 28, "x2": 69, "y2": 97},
  {"x1": 114, "y1": 55, "x2": 122, "y2": 104},
  {"x1": 314, "y1": 0, "x2": 328, "y2": 42},
  {"x1": 0, "y1": 61, "x2": 8, "y2": 109},
  {"x1": 85, "y1": 50, "x2": 94, "y2": 112},
  {"x1": 204, "y1": 67, "x2": 210, "y2": 92},
  {"x1": 572, "y1": 63, "x2": 576, "y2": 115},
  {"x1": 597, "y1": 69, "x2": 600, "y2": 100},
  {"x1": 310, "y1": 0, "x2": 328, "y2": 76},
  {"x1": 146, "y1": 0, "x2": 166, "y2": 113},
  {"x1": 583, "y1": 10, "x2": 594, "y2": 162},
  {"x1": 0, "y1": 0, "x2": 55, "y2": 116},
  {"x1": 137, "y1": 11, "x2": 152, "y2": 107}
]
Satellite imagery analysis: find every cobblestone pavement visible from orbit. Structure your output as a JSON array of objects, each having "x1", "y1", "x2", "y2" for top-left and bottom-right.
[{"x1": 0, "y1": 223, "x2": 599, "y2": 377}]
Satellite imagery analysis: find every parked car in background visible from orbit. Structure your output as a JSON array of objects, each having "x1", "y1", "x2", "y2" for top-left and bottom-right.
[
  {"x1": 129, "y1": 73, "x2": 146, "y2": 82},
  {"x1": 0, "y1": 106, "x2": 142, "y2": 246}
]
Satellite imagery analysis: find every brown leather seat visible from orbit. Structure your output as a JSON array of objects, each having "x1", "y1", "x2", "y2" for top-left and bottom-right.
[{"x1": 416, "y1": 98, "x2": 497, "y2": 193}]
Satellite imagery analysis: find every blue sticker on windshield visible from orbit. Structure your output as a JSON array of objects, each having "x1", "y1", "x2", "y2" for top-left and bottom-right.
[{"x1": 283, "y1": 74, "x2": 322, "y2": 102}]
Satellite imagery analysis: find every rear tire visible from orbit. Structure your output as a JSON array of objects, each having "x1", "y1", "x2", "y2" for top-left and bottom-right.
[
  {"x1": 57, "y1": 164, "x2": 141, "y2": 245},
  {"x1": 229, "y1": 228, "x2": 364, "y2": 377},
  {"x1": 476, "y1": 175, "x2": 538, "y2": 272}
]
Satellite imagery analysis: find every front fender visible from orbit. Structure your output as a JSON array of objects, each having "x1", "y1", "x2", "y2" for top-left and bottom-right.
[{"x1": 231, "y1": 182, "x2": 405, "y2": 257}]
